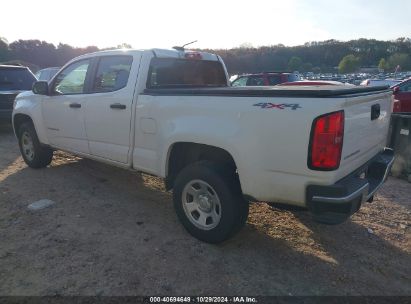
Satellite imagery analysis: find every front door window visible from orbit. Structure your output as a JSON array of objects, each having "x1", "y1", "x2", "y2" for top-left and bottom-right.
[{"x1": 53, "y1": 59, "x2": 90, "y2": 95}]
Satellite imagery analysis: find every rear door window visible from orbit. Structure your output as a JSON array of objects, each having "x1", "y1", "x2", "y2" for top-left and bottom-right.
[
  {"x1": 0, "y1": 68, "x2": 36, "y2": 91},
  {"x1": 92, "y1": 56, "x2": 133, "y2": 93},
  {"x1": 147, "y1": 58, "x2": 227, "y2": 88}
]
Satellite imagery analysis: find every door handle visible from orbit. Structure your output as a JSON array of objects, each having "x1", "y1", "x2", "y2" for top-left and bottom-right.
[
  {"x1": 110, "y1": 103, "x2": 126, "y2": 110},
  {"x1": 69, "y1": 103, "x2": 81, "y2": 108}
]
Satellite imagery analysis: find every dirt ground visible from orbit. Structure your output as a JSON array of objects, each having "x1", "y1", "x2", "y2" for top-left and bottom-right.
[{"x1": 0, "y1": 123, "x2": 410, "y2": 296}]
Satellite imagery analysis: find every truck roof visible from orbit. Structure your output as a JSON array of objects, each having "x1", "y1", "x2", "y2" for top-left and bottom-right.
[{"x1": 74, "y1": 48, "x2": 220, "y2": 62}]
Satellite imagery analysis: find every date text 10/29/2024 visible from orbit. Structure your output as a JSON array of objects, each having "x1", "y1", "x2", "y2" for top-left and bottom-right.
[{"x1": 148, "y1": 296, "x2": 257, "y2": 303}]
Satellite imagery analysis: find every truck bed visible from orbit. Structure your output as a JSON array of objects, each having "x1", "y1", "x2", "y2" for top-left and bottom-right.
[{"x1": 139, "y1": 83, "x2": 393, "y2": 205}]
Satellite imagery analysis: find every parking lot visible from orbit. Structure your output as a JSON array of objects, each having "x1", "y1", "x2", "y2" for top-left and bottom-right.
[{"x1": 0, "y1": 123, "x2": 410, "y2": 296}]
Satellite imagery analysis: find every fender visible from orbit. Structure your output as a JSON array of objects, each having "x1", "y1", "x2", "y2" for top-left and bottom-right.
[
  {"x1": 159, "y1": 116, "x2": 243, "y2": 180},
  {"x1": 12, "y1": 91, "x2": 50, "y2": 145}
]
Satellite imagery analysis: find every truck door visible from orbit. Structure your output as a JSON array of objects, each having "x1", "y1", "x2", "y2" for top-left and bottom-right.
[
  {"x1": 42, "y1": 58, "x2": 91, "y2": 154},
  {"x1": 84, "y1": 54, "x2": 139, "y2": 163}
]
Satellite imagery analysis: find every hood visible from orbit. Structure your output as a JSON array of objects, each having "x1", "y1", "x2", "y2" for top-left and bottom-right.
[
  {"x1": 15, "y1": 90, "x2": 35, "y2": 99},
  {"x1": 0, "y1": 90, "x2": 27, "y2": 95}
]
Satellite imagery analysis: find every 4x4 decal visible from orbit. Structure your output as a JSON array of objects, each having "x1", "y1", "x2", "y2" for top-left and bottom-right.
[{"x1": 253, "y1": 103, "x2": 302, "y2": 110}]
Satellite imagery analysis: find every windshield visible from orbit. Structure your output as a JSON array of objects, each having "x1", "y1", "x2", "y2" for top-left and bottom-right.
[
  {"x1": 0, "y1": 68, "x2": 36, "y2": 91},
  {"x1": 147, "y1": 58, "x2": 227, "y2": 88}
]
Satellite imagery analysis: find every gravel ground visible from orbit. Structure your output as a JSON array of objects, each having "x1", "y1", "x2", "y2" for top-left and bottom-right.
[{"x1": 0, "y1": 123, "x2": 410, "y2": 296}]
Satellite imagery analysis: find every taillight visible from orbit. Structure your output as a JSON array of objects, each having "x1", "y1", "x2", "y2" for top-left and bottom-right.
[
  {"x1": 393, "y1": 100, "x2": 401, "y2": 112},
  {"x1": 185, "y1": 52, "x2": 202, "y2": 60},
  {"x1": 308, "y1": 111, "x2": 344, "y2": 171}
]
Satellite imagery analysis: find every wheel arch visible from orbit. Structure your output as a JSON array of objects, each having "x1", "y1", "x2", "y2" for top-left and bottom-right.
[
  {"x1": 12, "y1": 110, "x2": 49, "y2": 145},
  {"x1": 164, "y1": 142, "x2": 239, "y2": 191},
  {"x1": 13, "y1": 113, "x2": 35, "y2": 136}
]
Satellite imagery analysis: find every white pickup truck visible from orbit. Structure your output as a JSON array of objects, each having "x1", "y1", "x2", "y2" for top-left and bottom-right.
[{"x1": 13, "y1": 48, "x2": 394, "y2": 243}]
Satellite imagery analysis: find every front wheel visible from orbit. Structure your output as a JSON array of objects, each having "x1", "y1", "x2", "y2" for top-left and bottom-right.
[
  {"x1": 17, "y1": 122, "x2": 53, "y2": 168},
  {"x1": 173, "y1": 161, "x2": 249, "y2": 243}
]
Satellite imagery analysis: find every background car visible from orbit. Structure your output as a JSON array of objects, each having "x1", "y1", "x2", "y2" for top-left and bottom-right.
[
  {"x1": 277, "y1": 80, "x2": 350, "y2": 86},
  {"x1": 392, "y1": 78, "x2": 411, "y2": 112},
  {"x1": 35, "y1": 67, "x2": 60, "y2": 81},
  {"x1": 0, "y1": 65, "x2": 36, "y2": 121},
  {"x1": 231, "y1": 71, "x2": 300, "y2": 86},
  {"x1": 360, "y1": 78, "x2": 402, "y2": 87}
]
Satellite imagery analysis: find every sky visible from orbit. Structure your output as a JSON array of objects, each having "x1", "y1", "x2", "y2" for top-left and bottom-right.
[{"x1": 1, "y1": 0, "x2": 411, "y2": 49}]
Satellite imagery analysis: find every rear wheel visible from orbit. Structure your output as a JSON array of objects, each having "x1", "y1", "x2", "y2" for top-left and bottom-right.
[
  {"x1": 173, "y1": 161, "x2": 249, "y2": 243},
  {"x1": 18, "y1": 122, "x2": 53, "y2": 168}
]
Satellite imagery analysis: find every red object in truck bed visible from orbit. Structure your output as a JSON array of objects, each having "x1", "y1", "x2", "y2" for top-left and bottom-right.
[{"x1": 392, "y1": 78, "x2": 411, "y2": 113}]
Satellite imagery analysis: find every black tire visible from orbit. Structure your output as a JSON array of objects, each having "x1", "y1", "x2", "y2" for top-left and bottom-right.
[
  {"x1": 173, "y1": 161, "x2": 249, "y2": 243},
  {"x1": 17, "y1": 122, "x2": 53, "y2": 168}
]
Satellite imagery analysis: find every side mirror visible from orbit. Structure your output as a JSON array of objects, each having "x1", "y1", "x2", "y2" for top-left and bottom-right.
[
  {"x1": 32, "y1": 81, "x2": 49, "y2": 95},
  {"x1": 393, "y1": 86, "x2": 400, "y2": 94}
]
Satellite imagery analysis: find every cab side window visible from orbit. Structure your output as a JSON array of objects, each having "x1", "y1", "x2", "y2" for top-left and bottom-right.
[
  {"x1": 92, "y1": 56, "x2": 133, "y2": 93},
  {"x1": 53, "y1": 59, "x2": 90, "y2": 95}
]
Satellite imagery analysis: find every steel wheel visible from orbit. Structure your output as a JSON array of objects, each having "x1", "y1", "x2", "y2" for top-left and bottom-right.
[
  {"x1": 182, "y1": 179, "x2": 222, "y2": 230},
  {"x1": 21, "y1": 131, "x2": 35, "y2": 161},
  {"x1": 173, "y1": 161, "x2": 249, "y2": 243}
]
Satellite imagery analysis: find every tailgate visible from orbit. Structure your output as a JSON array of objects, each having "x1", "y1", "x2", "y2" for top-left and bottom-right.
[{"x1": 339, "y1": 91, "x2": 392, "y2": 174}]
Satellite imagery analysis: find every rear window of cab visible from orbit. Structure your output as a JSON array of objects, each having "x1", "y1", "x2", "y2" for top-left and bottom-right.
[{"x1": 147, "y1": 58, "x2": 227, "y2": 88}]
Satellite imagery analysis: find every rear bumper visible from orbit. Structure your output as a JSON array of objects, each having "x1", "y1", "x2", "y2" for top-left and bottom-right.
[{"x1": 306, "y1": 148, "x2": 395, "y2": 224}]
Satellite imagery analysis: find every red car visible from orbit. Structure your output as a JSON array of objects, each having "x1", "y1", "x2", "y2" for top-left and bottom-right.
[
  {"x1": 392, "y1": 78, "x2": 411, "y2": 113},
  {"x1": 231, "y1": 72, "x2": 300, "y2": 86},
  {"x1": 277, "y1": 80, "x2": 347, "y2": 86}
]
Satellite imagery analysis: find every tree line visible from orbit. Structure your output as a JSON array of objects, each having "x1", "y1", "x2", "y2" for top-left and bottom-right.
[
  {"x1": 207, "y1": 38, "x2": 411, "y2": 74},
  {"x1": 1, "y1": 36, "x2": 411, "y2": 74}
]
